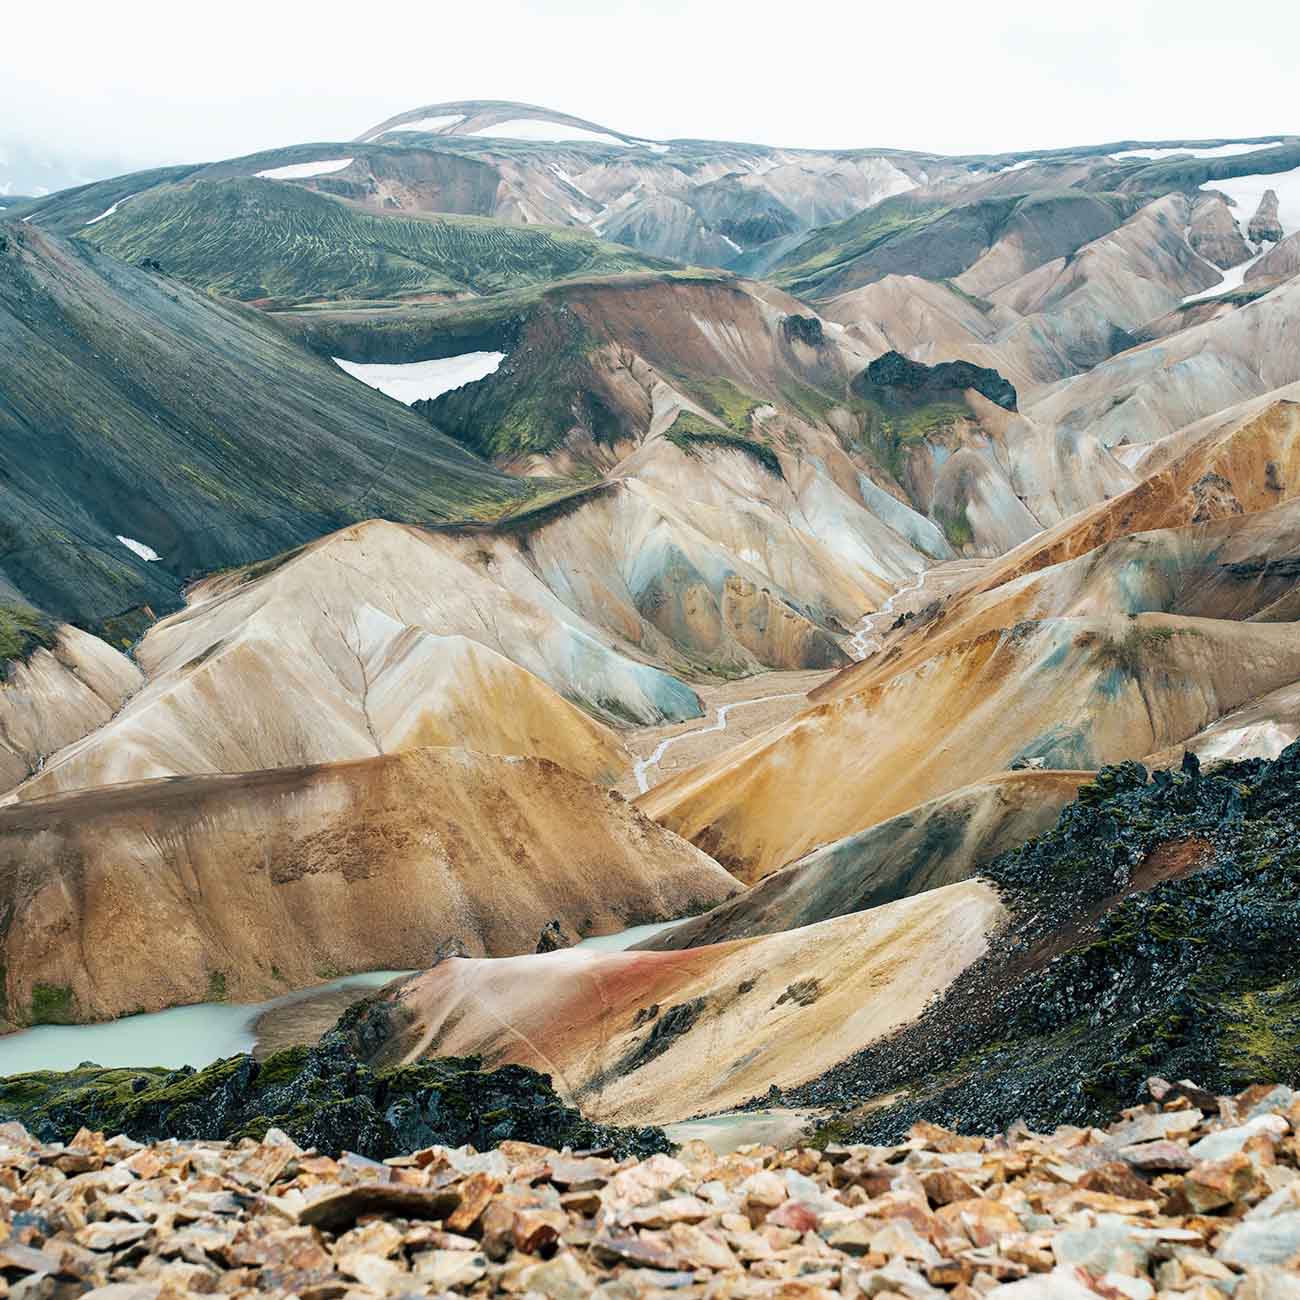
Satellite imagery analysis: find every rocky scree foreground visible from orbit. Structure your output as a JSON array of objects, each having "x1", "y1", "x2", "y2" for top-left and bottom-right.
[
  {"x1": 781, "y1": 740, "x2": 1300, "y2": 1144},
  {"x1": 4, "y1": 1081, "x2": 1300, "y2": 1297}
]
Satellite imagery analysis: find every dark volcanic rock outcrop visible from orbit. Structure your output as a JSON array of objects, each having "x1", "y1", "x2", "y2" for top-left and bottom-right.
[
  {"x1": 0, "y1": 1001, "x2": 669, "y2": 1160},
  {"x1": 1248, "y1": 189, "x2": 1284, "y2": 244},
  {"x1": 781, "y1": 313, "x2": 824, "y2": 346},
  {"x1": 854, "y1": 350, "x2": 1018, "y2": 412},
  {"x1": 787, "y1": 740, "x2": 1300, "y2": 1140}
]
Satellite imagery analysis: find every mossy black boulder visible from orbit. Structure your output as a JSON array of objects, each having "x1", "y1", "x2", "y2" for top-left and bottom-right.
[
  {"x1": 855, "y1": 350, "x2": 1018, "y2": 412},
  {"x1": 0, "y1": 1001, "x2": 671, "y2": 1160}
]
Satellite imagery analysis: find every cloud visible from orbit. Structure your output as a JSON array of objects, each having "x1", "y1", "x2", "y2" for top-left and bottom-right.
[{"x1": 1, "y1": 0, "x2": 1296, "y2": 186}]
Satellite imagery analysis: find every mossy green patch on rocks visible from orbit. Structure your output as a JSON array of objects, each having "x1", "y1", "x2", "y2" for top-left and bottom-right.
[
  {"x1": 664, "y1": 413, "x2": 783, "y2": 477},
  {"x1": 0, "y1": 999, "x2": 671, "y2": 1160},
  {"x1": 673, "y1": 376, "x2": 763, "y2": 435},
  {"x1": 417, "y1": 307, "x2": 637, "y2": 462},
  {"x1": 851, "y1": 395, "x2": 971, "y2": 484},
  {"x1": 27, "y1": 983, "x2": 76, "y2": 1027},
  {"x1": 0, "y1": 604, "x2": 59, "y2": 673},
  {"x1": 934, "y1": 501, "x2": 976, "y2": 550}
]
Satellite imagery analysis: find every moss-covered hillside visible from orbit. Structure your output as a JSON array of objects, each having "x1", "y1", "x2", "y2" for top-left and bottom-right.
[
  {"x1": 0, "y1": 222, "x2": 527, "y2": 629},
  {"x1": 82, "y1": 178, "x2": 670, "y2": 307}
]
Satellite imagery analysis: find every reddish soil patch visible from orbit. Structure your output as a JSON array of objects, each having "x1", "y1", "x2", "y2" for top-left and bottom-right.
[{"x1": 1129, "y1": 837, "x2": 1215, "y2": 892}]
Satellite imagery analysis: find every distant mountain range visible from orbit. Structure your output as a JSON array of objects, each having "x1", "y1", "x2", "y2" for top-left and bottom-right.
[{"x1": 5, "y1": 98, "x2": 1300, "y2": 1152}]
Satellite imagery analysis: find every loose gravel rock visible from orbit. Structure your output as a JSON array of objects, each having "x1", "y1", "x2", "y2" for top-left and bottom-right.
[{"x1": 3, "y1": 1079, "x2": 1299, "y2": 1297}]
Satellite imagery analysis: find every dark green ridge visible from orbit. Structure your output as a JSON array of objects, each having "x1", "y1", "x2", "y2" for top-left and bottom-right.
[
  {"x1": 0, "y1": 222, "x2": 528, "y2": 632},
  {"x1": 273, "y1": 269, "x2": 730, "y2": 363},
  {"x1": 772, "y1": 191, "x2": 1140, "y2": 300},
  {"x1": 780, "y1": 740, "x2": 1300, "y2": 1142},
  {"x1": 80, "y1": 178, "x2": 671, "y2": 308},
  {"x1": 8, "y1": 164, "x2": 204, "y2": 232}
]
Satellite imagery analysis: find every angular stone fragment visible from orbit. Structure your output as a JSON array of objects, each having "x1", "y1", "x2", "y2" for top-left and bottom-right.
[
  {"x1": 922, "y1": 1170, "x2": 979, "y2": 1206},
  {"x1": 446, "y1": 1171, "x2": 501, "y2": 1232},
  {"x1": 1183, "y1": 1152, "x2": 1259, "y2": 1212},
  {"x1": 937, "y1": 1197, "x2": 1021, "y2": 1248},
  {"x1": 1116, "y1": 1140, "x2": 1196, "y2": 1172},
  {"x1": 1217, "y1": 1210, "x2": 1300, "y2": 1268},
  {"x1": 295, "y1": 1183, "x2": 459, "y2": 1231},
  {"x1": 1051, "y1": 1220, "x2": 1149, "y2": 1278},
  {"x1": 411, "y1": 1248, "x2": 488, "y2": 1289},
  {"x1": 1076, "y1": 1162, "x2": 1154, "y2": 1201}
]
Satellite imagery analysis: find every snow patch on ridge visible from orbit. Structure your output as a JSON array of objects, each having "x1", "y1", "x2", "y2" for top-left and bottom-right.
[
  {"x1": 995, "y1": 160, "x2": 1034, "y2": 174},
  {"x1": 469, "y1": 119, "x2": 631, "y2": 147},
  {"x1": 332, "y1": 352, "x2": 506, "y2": 404},
  {"x1": 117, "y1": 536, "x2": 161, "y2": 562},
  {"x1": 1113, "y1": 142, "x2": 1284, "y2": 161},
  {"x1": 85, "y1": 194, "x2": 137, "y2": 225},
  {"x1": 1181, "y1": 249, "x2": 1270, "y2": 304},
  {"x1": 256, "y1": 158, "x2": 354, "y2": 181},
  {"x1": 1202, "y1": 168, "x2": 1300, "y2": 242}
]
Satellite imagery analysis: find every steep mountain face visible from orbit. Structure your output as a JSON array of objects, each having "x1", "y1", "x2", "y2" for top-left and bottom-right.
[
  {"x1": 641, "y1": 613, "x2": 1300, "y2": 880},
  {"x1": 0, "y1": 222, "x2": 525, "y2": 629},
  {"x1": 0, "y1": 747, "x2": 734, "y2": 1030},
  {"x1": 641, "y1": 770, "x2": 1091, "y2": 948},
  {"x1": 0, "y1": 626, "x2": 142, "y2": 791},
  {"x1": 0, "y1": 517, "x2": 684, "y2": 801},
  {"x1": 796, "y1": 744, "x2": 1300, "y2": 1139},
  {"x1": 822, "y1": 192, "x2": 1228, "y2": 394},
  {"x1": 637, "y1": 395, "x2": 1300, "y2": 878}
]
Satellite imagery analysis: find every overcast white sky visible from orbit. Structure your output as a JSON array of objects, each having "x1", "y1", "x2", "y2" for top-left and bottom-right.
[{"x1": 2, "y1": 0, "x2": 1296, "y2": 179}]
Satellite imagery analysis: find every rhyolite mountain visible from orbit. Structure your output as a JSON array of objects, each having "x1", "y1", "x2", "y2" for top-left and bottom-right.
[{"x1": 4, "y1": 102, "x2": 1300, "y2": 1150}]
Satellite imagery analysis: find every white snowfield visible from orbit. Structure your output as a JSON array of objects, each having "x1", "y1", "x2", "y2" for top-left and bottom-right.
[
  {"x1": 468, "y1": 119, "x2": 631, "y2": 147},
  {"x1": 255, "y1": 158, "x2": 354, "y2": 181},
  {"x1": 1113, "y1": 141, "x2": 1284, "y2": 161},
  {"x1": 1181, "y1": 249, "x2": 1269, "y2": 305},
  {"x1": 1202, "y1": 167, "x2": 1300, "y2": 241},
  {"x1": 117, "y1": 536, "x2": 161, "y2": 562},
  {"x1": 332, "y1": 352, "x2": 506, "y2": 404},
  {"x1": 85, "y1": 194, "x2": 137, "y2": 225},
  {"x1": 995, "y1": 160, "x2": 1034, "y2": 174},
  {"x1": 382, "y1": 114, "x2": 465, "y2": 134}
]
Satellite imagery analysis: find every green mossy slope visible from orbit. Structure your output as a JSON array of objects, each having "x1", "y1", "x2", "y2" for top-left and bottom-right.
[{"x1": 83, "y1": 178, "x2": 670, "y2": 307}]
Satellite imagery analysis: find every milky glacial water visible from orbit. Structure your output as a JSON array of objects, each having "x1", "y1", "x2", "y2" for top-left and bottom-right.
[
  {"x1": 572, "y1": 918, "x2": 687, "y2": 951},
  {"x1": 0, "y1": 918, "x2": 696, "y2": 1075},
  {"x1": 0, "y1": 971, "x2": 410, "y2": 1075}
]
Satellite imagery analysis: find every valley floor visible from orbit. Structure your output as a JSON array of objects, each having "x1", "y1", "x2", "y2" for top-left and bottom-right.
[
  {"x1": 617, "y1": 669, "x2": 835, "y2": 798},
  {"x1": 617, "y1": 559, "x2": 990, "y2": 798}
]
